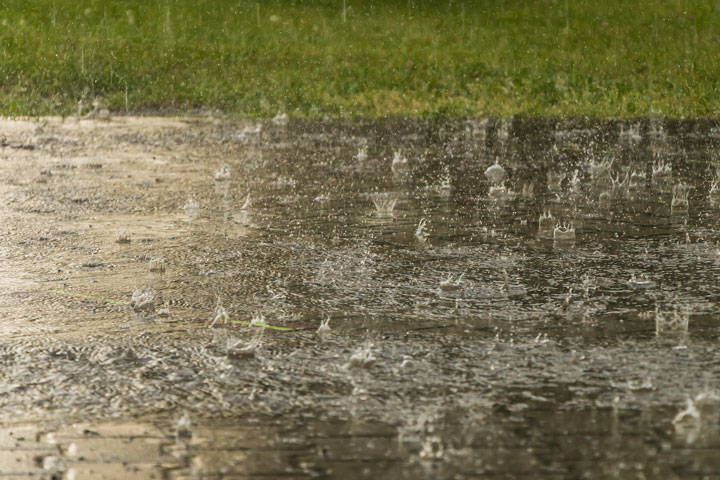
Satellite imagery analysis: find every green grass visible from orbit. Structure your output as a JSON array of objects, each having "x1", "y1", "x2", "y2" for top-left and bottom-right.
[{"x1": 0, "y1": 0, "x2": 718, "y2": 117}]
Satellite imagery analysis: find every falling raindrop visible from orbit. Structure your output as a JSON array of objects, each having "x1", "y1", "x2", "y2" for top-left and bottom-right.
[{"x1": 484, "y1": 158, "x2": 506, "y2": 185}]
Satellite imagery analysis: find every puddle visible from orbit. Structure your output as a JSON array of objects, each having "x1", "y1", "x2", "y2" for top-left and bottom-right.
[{"x1": 0, "y1": 116, "x2": 719, "y2": 477}]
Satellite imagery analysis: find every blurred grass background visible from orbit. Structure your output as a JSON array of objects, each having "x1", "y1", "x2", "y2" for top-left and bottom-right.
[{"x1": 0, "y1": 0, "x2": 717, "y2": 117}]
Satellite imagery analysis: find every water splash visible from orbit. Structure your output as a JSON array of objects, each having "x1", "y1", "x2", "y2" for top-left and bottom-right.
[
  {"x1": 130, "y1": 289, "x2": 155, "y2": 314},
  {"x1": 227, "y1": 330, "x2": 263, "y2": 359},
  {"x1": 648, "y1": 117, "x2": 666, "y2": 143},
  {"x1": 415, "y1": 218, "x2": 428, "y2": 242},
  {"x1": 371, "y1": 193, "x2": 397, "y2": 216},
  {"x1": 671, "y1": 183, "x2": 690, "y2": 213},
  {"x1": 249, "y1": 313, "x2": 267, "y2": 328},
  {"x1": 149, "y1": 257, "x2": 166, "y2": 273},
  {"x1": 610, "y1": 171, "x2": 630, "y2": 198},
  {"x1": 672, "y1": 391, "x2": 720, "y2": 444},
  {"x1": 465, "y1": 118, "x2": 488, "y2": 139},
  {"x1": 709, "y1": 179, "x2": 720, "y2": 205},
  {"x1": 655, "y1": 306, "x2": 689, "y2": 335},
  {"x1": 569, "y1": 170, "x2": 582, "y2": 193},
  {"x1": 547, "y1": 169, "x2": 565, "y2": 191},
  {"x1": 214, "y1": 164, "x2": 231, "y2": 182},
  {"x1": 182, "y1": 197, "x2": 200, "y2": 211},
  {"x1": 209, "y1": 302, "x2": 229, "y2": 327},
  {"x1": 271, "y1": 112, "x2": 289, "y2": 126},
  {"x1": 115, "y1": 229, "x2": 131, "y2": 244},
  {"x1": 674, "y1": 397, "x2": 700, "y2": 426},
  {"x1": 391, "y1": 149, "x2": 409, "y2": 173},
  {"x1": 521, "y1": 182, "x2": 534, "y2": 198},
  {"x1": 488, "y1": 183, "x2": 515, "y2": 200},
  {"x1": 235, "y1": 123, "x2": 262, "y2": 142},
  {"x1": 628, "y1": 273, "x2": 653, "y2": 288},
  {"x1": 346, "y1": 341, "x2": 376, "y2": 369},
  {"x1": 439, "y1": 272, "x2": 464, "y2": 291},
  {"x1": 157, "y1": 302, "x2": 171, "y2": 318},
  {"x1": 354, "y1": 146, "x2": 368, "y2": 162},
  {"x1": 538, "y1": 211, "x2": 554, "y2": 236},
  {"x1": 589, "y1": 157, "x2": 613, "y2": 182},
  {"x1": 598, "y1": 190, "x2": 611, "y2": 209},
  {"x1": 652, "y1": 160, "x2": 672, "y2": 183},
  {"x1": 619, "y1": 123, "x2": 641, "y2": 143},
  {"x1": 581, "y1": 273, "x2": 596, "y2": 298},
  {"x1": 317, "y1": 316, "x2": 332, "y2": 338},
  {"x1": 553, "y1": 222, "x2": 576, "y2": 242},
  {"x1": 314, "y1": 192, "x2": 330, "y2": 203},
  {"x1": 629, "y1": 169, "x2": 646, "y2": 188},
  {"x1": 437, "y1": 166, "x2": 452, "y2": 193},
  {"x1": 561, "y1": 288, "x2": 573, "y2": 312}
]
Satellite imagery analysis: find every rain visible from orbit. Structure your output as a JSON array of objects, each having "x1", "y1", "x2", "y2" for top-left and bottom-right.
[
  {"x1": 0, "y1": 1, "x2": 719, "y2": 478},
  {"x1": 0, "y1": 117, "x2": 718, "y2": 478}
]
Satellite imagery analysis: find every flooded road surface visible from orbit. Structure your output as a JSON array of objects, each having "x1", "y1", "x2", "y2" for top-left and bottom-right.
[{"x1": 0, "y1": 116, "x2": 719, "y2": 478}]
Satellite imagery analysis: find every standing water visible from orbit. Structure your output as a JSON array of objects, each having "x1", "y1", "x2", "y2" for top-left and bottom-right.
[{"x1": 0, "y1": 117, "x2": 718, "y2": 478}]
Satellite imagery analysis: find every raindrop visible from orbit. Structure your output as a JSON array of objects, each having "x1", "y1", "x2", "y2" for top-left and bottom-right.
[
  {"x1": 484, "y1": 158, "x2": 506, "y2": 185},
  {"x1": 240, "y1": 193, "x2": 252, "y2": 210}
]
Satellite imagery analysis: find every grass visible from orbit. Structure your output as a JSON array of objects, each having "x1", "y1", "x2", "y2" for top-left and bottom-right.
[{"x1": 0, "y1": 0, "x2": 718, "y2": 118}]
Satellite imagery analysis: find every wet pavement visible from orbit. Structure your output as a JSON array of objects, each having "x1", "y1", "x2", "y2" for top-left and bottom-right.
[{"x1": 0, "y1": 116, "x2": 719, "y2": 478}]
